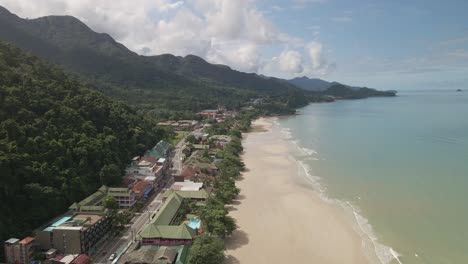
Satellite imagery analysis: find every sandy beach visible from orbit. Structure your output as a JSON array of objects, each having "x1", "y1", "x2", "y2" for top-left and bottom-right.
[{"x1": 225, "y1": 118, "x2": 370, "y2": 264}]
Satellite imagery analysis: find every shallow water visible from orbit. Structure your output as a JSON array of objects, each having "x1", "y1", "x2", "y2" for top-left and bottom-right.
[{"x1": 277, "y1": 90, "x2": 468, "y2": 264}]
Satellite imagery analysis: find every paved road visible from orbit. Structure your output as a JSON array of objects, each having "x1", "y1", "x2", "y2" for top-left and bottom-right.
[
  {"x1": 93, "y1": 136, "x2": 187, "y2": 263},
  {"x1": 172, "y1": 137, "x2": 186, "y2": 176},
  {"x1": 93, "y1": 191, "x2": 164, "y2": 264}
]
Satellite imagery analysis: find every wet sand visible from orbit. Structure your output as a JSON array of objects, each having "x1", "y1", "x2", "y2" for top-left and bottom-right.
[{"x1": 225, "y1": 118, "x2": 369, "y2": 264}]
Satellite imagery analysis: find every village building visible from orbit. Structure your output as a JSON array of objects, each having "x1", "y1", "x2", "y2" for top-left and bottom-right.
[
  {"x1": 131, "y1": 180, "x2": 153, "y2": 200},
  {"x1": 145, "y1": 140, "x2": 172, "y2": 159},
  {"x1": 171, "y1": 181, "x2": 204, "y2": 191},
  {"x1": 106, "y1": 187, "x2": 137, "y2": 208},
  {"x1": 4, "y1": 237, "x2": 36, "y2": 264},
  {"x1": 209, "y1": 135, "x2": 232, "y2": 149},
  {"x1": 157, "y1": 120, "x2": 199, "y2": 131},
  {"x1": 123, "y1": 245, "x2": 190, "y2": 264},
  {"x1": 35, "y1": 213, "x2": 111, "y2": 255},
  {"x1": 44, "y1": 254, "x2": 91, "y2": 264}
]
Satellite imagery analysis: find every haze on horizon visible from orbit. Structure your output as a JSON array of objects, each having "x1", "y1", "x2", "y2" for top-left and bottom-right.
[{"x1": 2, "y1": 0, "x2": 467, "y2": 90}]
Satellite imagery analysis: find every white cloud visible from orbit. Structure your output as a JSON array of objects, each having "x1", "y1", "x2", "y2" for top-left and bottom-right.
[
  {"x1": 0, "y1": 0, "x2": 335, "y2": 77},
  {"x1": 277, "y1": 50, "x2": 304, "y2": 73}
]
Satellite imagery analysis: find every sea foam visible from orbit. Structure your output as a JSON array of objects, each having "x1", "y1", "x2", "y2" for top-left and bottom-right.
[{"x1": 274, "y1": 120, "x2": 403, "y2": 264}]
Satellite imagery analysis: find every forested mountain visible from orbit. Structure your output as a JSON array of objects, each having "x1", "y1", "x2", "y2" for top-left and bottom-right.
[
  {"x1": 323, "y1": 83, "x2": 396, "y2": 98},
  {"x1": 289, "y1": 76, "x2": 396, "y2": 98},
  {"x1": 0, "y1": 6, "x2": 308, "y2": 112},
  {"x1": 0, "y1": 41, "x2": 165, "y2": 244},
  {"x1": 288, "y1": 76, "x2": 334, "y2": 91}
]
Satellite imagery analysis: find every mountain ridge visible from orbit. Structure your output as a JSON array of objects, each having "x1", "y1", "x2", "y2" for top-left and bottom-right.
[{"x1": 0, "y1": 5, "x2": 308, "y2": 112}]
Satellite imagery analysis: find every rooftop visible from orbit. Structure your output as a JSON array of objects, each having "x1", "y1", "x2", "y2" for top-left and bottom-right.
[
  {"x1": 132, "y1": 180, "x2": 150, "y2": 193},
  {"x1": 43, "y1": 216, "x2": 73, "y2": 231},
  {"x1": 19, "y1": 237, "x2": 35, "y2": 245},
  {"x1": 5, "y1": 238, "x2": 19, "y2": 244},
  {"x1": 71, "y1": 214, "x2": 103, "y2": 226},
  {"x1": 146, "y1": 140, "x2": 172, "y2": 159},
  {"x1": 162, "y1": 189, "x2": 209, "y2": 200},
  {"x1": 151, "y1": 192, "x2": 183, "y2": 226},
  {"x1": 172, "y1": 181, "x2": 204, "y2": 191},
  {"x1": 141, "y1": 224, "x2": 196, "y2": 240}
]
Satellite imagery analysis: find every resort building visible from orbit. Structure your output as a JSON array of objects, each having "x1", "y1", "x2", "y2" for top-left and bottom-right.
[
  {"x1": 140, "y1": 190, "x2": 208, "y2": 247},
  {"x1": 4, "y1": 237, "x2": 36, "y2": 264},
  {"x1": 161, "y1": 189, "x2": 209, "y2": 202},
  {"x1": 35, "y1": 213, "x2": 111, "y2": 255}
]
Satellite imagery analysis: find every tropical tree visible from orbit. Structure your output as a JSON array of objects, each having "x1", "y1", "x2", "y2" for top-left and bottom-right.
[{"x1": 187, "y1": 234, "x2": 225, "y2": 264}]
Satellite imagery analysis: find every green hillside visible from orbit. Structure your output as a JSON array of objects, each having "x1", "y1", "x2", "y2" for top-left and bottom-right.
[
  {"x1": 0, "y1": 41, "x2": 165, "y2": 243},
  {"x1": 0, "y1": 6, "x2": 309, "y2": 113}
]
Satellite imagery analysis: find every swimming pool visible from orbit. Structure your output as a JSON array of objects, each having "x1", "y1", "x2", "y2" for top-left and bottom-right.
[{"x1": 187, "y1": 218, "x2": 201, "y2": 230}]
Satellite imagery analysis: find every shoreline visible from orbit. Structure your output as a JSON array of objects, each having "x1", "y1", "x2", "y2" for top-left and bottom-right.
[{"x1": 225, "y1": 117, "x2": 372, "y2": 264}]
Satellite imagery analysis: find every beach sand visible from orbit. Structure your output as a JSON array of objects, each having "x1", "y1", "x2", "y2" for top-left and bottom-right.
[{"x1": 225, "y1": 118, "x2": 370, "y2": 264}]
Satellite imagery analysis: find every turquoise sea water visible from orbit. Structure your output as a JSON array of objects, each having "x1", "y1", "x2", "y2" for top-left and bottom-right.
[{"x1": 277, "y1": 90, "x2": 468, "y2": 264}]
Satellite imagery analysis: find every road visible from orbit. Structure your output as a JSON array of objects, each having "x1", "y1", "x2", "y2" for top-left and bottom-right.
[
  {"x1": 93, "y1": 136, "x2": 187, "y2": 264},
  {"x1": 172, "y1": 137, "x2": 186, "y2": 176},
  {"x1": 93, "y1": 190, "x2": 164, "y2": 264}
]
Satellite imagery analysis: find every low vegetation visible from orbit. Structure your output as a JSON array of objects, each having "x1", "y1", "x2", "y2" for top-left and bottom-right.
[{"x1": 188, "y1": 111, "x2": 258, "y2": 263}]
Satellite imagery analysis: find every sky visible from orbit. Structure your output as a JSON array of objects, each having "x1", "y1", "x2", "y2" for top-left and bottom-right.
[{"x1": 1, "y1": 0, "x2": 468, "y2": 90}]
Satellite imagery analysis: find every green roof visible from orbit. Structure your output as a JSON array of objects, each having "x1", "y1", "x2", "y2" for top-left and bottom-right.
[
  {"x1": 192, "y1": 144, "x2": 209, "y2": 149},
  {"x1": 162, "y1": 190, "x2": 209, "y2": 200},
  {"x1": 152, "y1": 192, "x2": 183, "y2": 225},
  {"x1": 146, "y1": 140, "x2": 172, "y2": 159},
  {"x1": 69, "y1": 202, "x2": 79, "y2": 210},
  {"x1": 176, "y1": 245, "x2": 190, "y2": 264},
  {"x1": 139, "y1": 245, "x2": 191, "y2": 264},
  {"x1": 72, "y1": 188, "x2": 106, "y2": 209},
  {"x1": 108, "y1": 187, "x2": 132, "y2": 197},
  {"x1": 141, "y1": 224, "x2": 195, "y2": 240},
  {"x1": 79, "y1": 205, "x2": 106, "y2": 213}
]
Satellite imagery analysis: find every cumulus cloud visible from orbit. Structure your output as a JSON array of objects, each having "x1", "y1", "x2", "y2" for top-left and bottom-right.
[
  {"x1": 277, "y1": 50, "x2": 304, "y2": 73},
  {"x1": 0, "y1": 0, "x2": 335, "y2": 77}
]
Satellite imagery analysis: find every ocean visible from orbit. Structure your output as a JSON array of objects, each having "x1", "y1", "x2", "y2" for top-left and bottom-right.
[{"x1": 276, "y1": 90, "x2": 468, "y2": 264}]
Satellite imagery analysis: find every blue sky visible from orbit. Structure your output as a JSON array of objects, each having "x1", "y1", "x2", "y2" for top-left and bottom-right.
[
  {"x1": 261, "y1": 0, "x2": 468, "y2": 90},
  {"x1": 2, "y1": 0, "x2": 468, "y2": 90}
]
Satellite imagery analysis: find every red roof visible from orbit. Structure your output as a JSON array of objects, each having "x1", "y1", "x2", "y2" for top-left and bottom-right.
[
  {"x1": 71, "y1": 254, "x2": 90, "y2": 264},
  {"x1": 19, "y1": 236, "x2": 35, "y2": 245},
  {"x1": 181, "y1": 166, "x2": 197, "y2": 178},
  {"x1": 122, "y1": 177, "x2": 137, "y2": 187},
  {"x1": 132, "y1": 181, "x2": 149, "y2": 194},
  {"x1": 181, "y1": 166, "x2": 214, "y2": 180},
  {"x1": 141, "y1": 156, "x2": 158, "y2": 164}
]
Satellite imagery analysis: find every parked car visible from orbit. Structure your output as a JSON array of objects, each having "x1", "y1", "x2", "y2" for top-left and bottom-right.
[{"x1": 109, "y1": 253, "x2": 116, "y2": 261}]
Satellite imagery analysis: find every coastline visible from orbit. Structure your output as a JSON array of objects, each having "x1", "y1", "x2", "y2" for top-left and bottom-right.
[{"x1": 225, "y1": 117, "x2": 372, "y2": 264}]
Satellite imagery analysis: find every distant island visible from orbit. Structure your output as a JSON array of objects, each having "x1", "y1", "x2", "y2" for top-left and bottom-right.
[
  {"x1": 456, "y1": 89, "x2": 462, "y2": 92},
  {"x1": 289, "y1": 76, "x2": 397, "y2": 100}
]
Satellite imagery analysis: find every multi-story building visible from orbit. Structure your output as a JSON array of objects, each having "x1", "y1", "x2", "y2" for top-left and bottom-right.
[
  {"x1": 35, "y1": 213, "x2": 111, "y2": 255},
  {"x1": 107, "y1": 187, "x2": 136, "y2": 208},
  {"x1": 4, "y1": 237, "x2": 36, "y2": 264}
]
